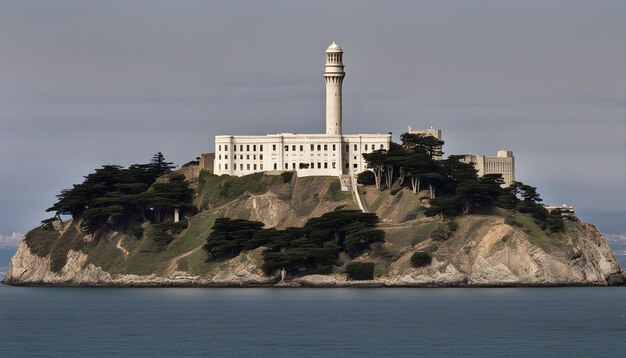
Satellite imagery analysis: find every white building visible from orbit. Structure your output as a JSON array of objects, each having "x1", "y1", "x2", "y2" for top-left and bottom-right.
[
  {"x1": 213, "y1": 42, "x2": 391, "y2": 177},
  {"x1": 460, "y1": 150, "x2": 515, "y2": 187}
]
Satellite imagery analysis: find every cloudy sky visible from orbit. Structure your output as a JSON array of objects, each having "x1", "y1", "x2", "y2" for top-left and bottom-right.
[{"x1": 1, "y1": 0, "x2": 625, "y2": 233}]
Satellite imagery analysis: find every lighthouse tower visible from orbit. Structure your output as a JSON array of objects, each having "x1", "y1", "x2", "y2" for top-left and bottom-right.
[{"x1": 324, "y1": 42, "x2": 345, "y2": 135}]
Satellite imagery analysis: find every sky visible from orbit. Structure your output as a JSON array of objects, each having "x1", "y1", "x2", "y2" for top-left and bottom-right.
[{"x1": 0, "y1": 0, "x2": 625, "y2": 233}]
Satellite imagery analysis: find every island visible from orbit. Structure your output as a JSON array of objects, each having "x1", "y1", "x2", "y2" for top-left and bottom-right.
[{"x1": 4, "y1": 42, "x2": 623, "y2": 287}]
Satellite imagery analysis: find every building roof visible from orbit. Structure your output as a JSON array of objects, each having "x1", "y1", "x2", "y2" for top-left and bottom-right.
[{"x1": 326, "y1": 41, "x2": 343, "y2": 52}]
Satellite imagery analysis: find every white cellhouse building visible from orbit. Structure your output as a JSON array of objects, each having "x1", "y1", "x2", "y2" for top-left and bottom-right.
[
  {"x1": 213, "y1": 42, "x2": 391, "y2": 177},
  {"x1": 459, "y1": 151, "x2": 515, "y2": 187}
]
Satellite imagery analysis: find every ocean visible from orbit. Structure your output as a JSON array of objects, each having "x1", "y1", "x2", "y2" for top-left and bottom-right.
[{"x1": 1, "y1": 285, "x2": 625, "y2": 357}]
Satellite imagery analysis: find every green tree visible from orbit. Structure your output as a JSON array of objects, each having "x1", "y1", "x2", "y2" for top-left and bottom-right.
[
  {"x1": 400, "y1": 132, "x2": 444, "y2": 159},
  {"x1": 362, "y1": 149, "x2": 387, "y2": 189},
  {"x1": 345, "y1": 262, "x2": 375, "y2": 280}
]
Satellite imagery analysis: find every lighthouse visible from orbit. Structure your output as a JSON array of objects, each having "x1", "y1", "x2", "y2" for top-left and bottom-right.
[
  {"x1": 324, "y1": 41, "x2": 345, "y2": 135},
  {"x1": 213, "y1": 42, "x2": 391, "y2": 178}
]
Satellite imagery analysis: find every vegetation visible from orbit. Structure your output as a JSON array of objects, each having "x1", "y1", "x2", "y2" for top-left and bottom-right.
[
  {"x1": 345, "y1": 262, "x2": 375, "y2": 280},
  {"x1": 196, "y1": 171, "x2": 283, "y2": 210},
  {"x1": 204, "y1": 210, "x2": 384, "y2": 276},
  {"x1": 145, "y1": 220, "x2": 188, "y2": 251},
  {"x1": 44, "y1": 153, "x2": 194, "y2": 234},
  {"x1": 410, "y1": 252, "x2": 432, "y2": 268},
  {"x1": 325, "y1": 181, "x2": 350, "y2": 201},
  {"x1": 360, "y1": 132, "x2": 565, "y2": 233},
  {"x1": 430, "y1": 221, "x2": 458, "y2": 241}
]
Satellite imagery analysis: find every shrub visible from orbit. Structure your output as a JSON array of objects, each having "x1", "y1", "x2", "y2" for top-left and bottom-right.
[
  {"x1": 369, "y1": 242, "x2": 394, "y2": 260},
  {"x1": 280, "y1": 171, "x2": 294, "y2": 183},
  {"x1": 410, "y1": 251, "x2": 432, "y2": 268},
  {"x1": 403, "y1": 207, "x2": 421, "y2": 221},
  {"x1": 505, "y1": 215, "x2": 523, "y2": 227},
  {"x1": 545, "y1": 214, "x2": 565, "y2": 233},
  {"x1": 356, "y1": 171, "x2": 375, "y2": 185},
  {"x1": 130, "y1": 226, "x2": 144, "y2": 239},
  {"x1": 345, "y1": 262, "x2": 375, "y2": 280},
  {"x1": 24, "y1": 226, "x2": 59, "y2": 257},
  {"x1": 430, "y1": 224, "x2": 452, "y2": 241}
]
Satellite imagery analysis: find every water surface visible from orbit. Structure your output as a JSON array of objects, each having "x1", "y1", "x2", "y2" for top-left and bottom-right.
[{"x1": 1, "y1": 285, "x2": 625, "y2": 357}]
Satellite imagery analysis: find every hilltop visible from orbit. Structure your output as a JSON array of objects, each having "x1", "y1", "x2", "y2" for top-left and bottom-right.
[{"x1": 3, "y1": 167, "x2": 624, "y2": 287}]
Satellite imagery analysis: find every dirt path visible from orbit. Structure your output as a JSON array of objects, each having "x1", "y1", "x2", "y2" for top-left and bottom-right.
[
  {"x1": 165, "y1": 245, "x2": 204, "y2": 276},
  {"x1": 115, "y1": 238, "x2": 129, "y2": 258}
]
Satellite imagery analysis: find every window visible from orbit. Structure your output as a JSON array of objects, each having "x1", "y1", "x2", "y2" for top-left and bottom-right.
[
  {"x1": 218, "y1": 155, "x2": 221, "y2": 160},
  {"x1": 260, "y1": 164, "x2": 263, "y2": 170},
  {"x1": 310, "y1": 162, "x2": 314, "y2": 168},
  {"x1": 218, "y1": 164, "x2": 221, "y2": 170},
  {"x1": 285, "y1": 163, "x2": 288, "y2": 169},
  {"x1": 300, "y1": 145, "x2": 303, "y2": 151},
  {"x1": 345, "y1": 163, "x2": 349, "y2": 168},
  {"x1": 380, "y1": 144, "x2": 384, "y2": 149},
  {"x1": 240, "y1": 145, "x2": 243, "y2": 151},
  {"x1": 225, "y1": 155, "x2": 228, "y2": 159},
  {"x1": 317, "y1": 162, "x2": 321, "y2": 169},
  {"x1": 353, "y1": 164, "x2": 358, "y2": 168},
  {"x1": 225, "y1": 145, "x2": 228, "y2": 151},
  {"x1": 260, "y1": 145, "x2": 263, "y2": 151},
  {"x1": 234, "y1": 145, "x2": 237, "y2": 152},
  {"x1": 273, "y1": 144, "x2": 276, "y2": 151},
  {"x1": 292, "y1": 145, "x2": 296, "y2": 151},
  {"x1": 365, "y1": 144, "x2": 368, "y2": 151},
  {"x1": 247, "y1": 164, "x2": 250, "y2": 170},
  {"x1": 225, "y1": 164, "x2": 228, "y2": 170},
  {"x1": 292, "y1": 163, "x2": 296, "y2": 169},
  {"x1": 311, "y1": 144, "x2": 314, "y2": 151},
  {"x1": 247, "y1": 155, "x2": 250, "y2": 160},
  {"x1": 354, "y1": 144, "x2": 357, "y2": 151},
  {"x1": 332, "y1": 162, "x2": 336, "y2": 169},
  {"x1": 260, "y1": 154, "x2": 263, "y2": 160},
  {"x1": 346, "y1": 144, "x2": 349, "y2": 151},
  {"x1": 274, "y1": 163, "x2": 277, "y2": 170},
  {"x1": 332, "y1": 144, "x2": 336, "y2": 151},
  {"x1": 253, "y1": 145, "x2": 256, "y2": 151},
  {"x1": 284, "y1": 145, "x2": 289, "y2": 151},
  {"x1": 324, "y1": 162, "x2": 328, "y2": 169},
  {"x1": 317, "y1": 145, "x2": 321, "y2": 150},
  {"x1": 253, "y1": 155, "x2": 256, "y2": 160},
  {"x1": 324, "y1": 144, "x2": 328, "y2": 151},
  {"x1": 240, "y1": 164, "x2": 243, "y2": 170},
  {"x1": 354, "y1": 156, "x2": 357, "y2": 160},
  {"x1": 246, "y1": 145, "x2": 250, "y2": 151},
  {"x1": 253, "y1": 164, "x2": 257, "y2": 170},
  {"x1": 218, "y1": 145, "x2": 222, "y2": 151}
]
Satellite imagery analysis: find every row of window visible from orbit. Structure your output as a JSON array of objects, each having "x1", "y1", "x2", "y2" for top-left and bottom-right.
[
  {"x1": 218, "y1": 161, "x2": 361, "y2": 172},
  {"x1": 218, "y1": 154, "x2": 264, "y2": 161},
  {"x1": 218, "y1": 144, "x2": 265, "y2": 152},
  {"x1": 218, "y1": 143, "x2": 386, "y2": 152}
]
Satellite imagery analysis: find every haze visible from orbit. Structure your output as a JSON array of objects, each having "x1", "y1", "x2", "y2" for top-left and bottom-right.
[{"x1": 1, "y1": 0, "x2": 625, "y2": 233}]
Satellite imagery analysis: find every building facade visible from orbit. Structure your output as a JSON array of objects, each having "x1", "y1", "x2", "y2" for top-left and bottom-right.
[
  {"x1": 460, "y1": 150, "x2": 515, "y2": 187},
  {"x1": 213, "y1": 42, "x2": 391, "y2": 177}
]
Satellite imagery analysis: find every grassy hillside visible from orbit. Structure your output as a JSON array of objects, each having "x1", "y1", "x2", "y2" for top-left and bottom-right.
[{"x1": 21, "y1": 172, "x2": 361, "y2": 277}]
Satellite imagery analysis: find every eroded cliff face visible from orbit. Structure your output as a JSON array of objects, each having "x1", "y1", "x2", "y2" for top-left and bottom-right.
[
  {"x1": 382, "y1": 218, "x2": 624, "y2": 286},
  {"x1": 3, "y1": 179, "x2": 624, "y2": 287},
  {"x1": 5, "y1": 216, "x2": 622, "y2": 287}
]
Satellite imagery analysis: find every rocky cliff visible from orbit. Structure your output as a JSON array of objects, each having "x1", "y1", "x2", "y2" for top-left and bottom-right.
[{"x1": 3, "y1": 174, "x2": 624, "y2": 287}]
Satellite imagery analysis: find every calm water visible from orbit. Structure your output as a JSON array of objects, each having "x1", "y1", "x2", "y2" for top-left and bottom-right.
[{"x1": 1, "y1": 285, "x2": 625, "y2": 357}]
